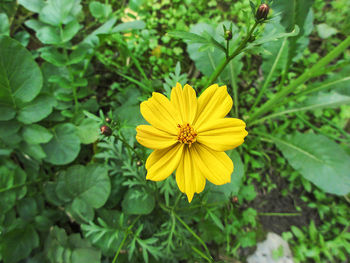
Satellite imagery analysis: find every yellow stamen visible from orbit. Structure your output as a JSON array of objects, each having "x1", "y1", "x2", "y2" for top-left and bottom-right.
[{"x1": 177, "y1": 123, "x2": 197, "y2": 146}]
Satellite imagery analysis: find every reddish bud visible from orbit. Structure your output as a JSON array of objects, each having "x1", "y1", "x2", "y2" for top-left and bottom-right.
[
  {"x1": 100, "y1": 125, "x2": 112, "y2": 136},
  {"x1": 256, "y1": 4, "x2": 270, "y2": 21}
]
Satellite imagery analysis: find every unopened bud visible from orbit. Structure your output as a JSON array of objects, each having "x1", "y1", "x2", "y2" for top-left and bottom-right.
[
  {"x1": 224, "y1": 30, "x2": 232, "y2": 41},
  {"x1": 136, "y1": 160, "x2": 142, "y2": 166},
  {"x1": 100, "y1": 125, "x2": 112, "y2": 136},
  {"x1": 256, "y1": 4, "x2": 270, "y2": 21},
  {"x1": 105, "y1": 117, "x2": 112, "y2": 123}
]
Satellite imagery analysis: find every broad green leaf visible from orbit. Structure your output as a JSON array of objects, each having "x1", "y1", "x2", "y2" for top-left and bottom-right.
[
  {"x1": 59, "y1": 164, "x2": 111, "y2": 208},
  {"x1": 122, "y1": 189, "x2": 155, "y2": 215},
  {"x1": 316, "y1": 23, "x2": 338, "y2": 39},
  {"x1": 1, "y1": 225, "x2": 39, "y2": 263},
  {"x1": 275, "y1": 133, "x2": 350, "y2": 195},
  {"x1": 0, "y1": 13, "x2": 9, "y2": 35},
  {"x1": 71, "y1": 248, "x2": 101, "y2": 263},
  {"x1": 42, "y1": 123, "x2": 81, "y2": 165},
  {"x1": 17, "y1": 95, "x2": 57, "y2": 124},
  {"x1": 0, "y1": 36, "x2": 43, "y2": 105},
  {"x1": 89, "y1": 1, "x2": 112, "y2": 20},
  {"x1": 0, "y1": 105, "x2": 16, "y2": 121},
  {"x1": 39, "y1": 47, "x2": 67, "y2": 66},
  {"x1": 18, "y1": 0, "x2": 45, "y2": 13},
  {"x1": 39, "y1": 0, "x2": 82, "y2": 26},
  {"x1": 67, "y1": 198, "x2": 95, "y2": 222},
  {"x1": 21, "y1": 142, "x2": 47, "y2": 160},
  {"x1": 75, "y1": 118, "x2": 99, "y2": 144},
  {"x1": 45, "y1": 226, "x2": 101, "y2": 263},
  {"x1": 0, "y1": 163, "x2": 27, "y2": 213},
  {"x1": 22, "y1": 124, "x2": 53, "y2": 144},
  {"x1": 112, "y1": 20, "x2": 146, "y2": 33}
]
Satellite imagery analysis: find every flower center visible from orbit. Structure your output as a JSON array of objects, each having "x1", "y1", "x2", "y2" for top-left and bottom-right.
[{"x1": 177, "y1": 123, "x2": 197, "y2": 146}]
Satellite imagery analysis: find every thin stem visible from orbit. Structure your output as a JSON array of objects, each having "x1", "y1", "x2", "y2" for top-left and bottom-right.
[
  {"x1": 249, "y1": 37, "x2": 288, "y2": 113},
  {"x1": 248, "y1": 36, "x2": 350, "y2": 124},
  {"x1": 191, "y1": 246, "x2": 213, "y2": 263},
  {"x1": 114, "y1": 131, "x2": 144, "y2": 162},
  {"x1": 112, "y1": 215, "x2": 141, "y2": 263},
  {"x1": 258, "y1": 212, "x2": 301, "y2": 216},
  {"x1": 205, "y1": 22, "x2": 259, "y2": 87},
  {"x1": 174, "y1": 213, "x2": 213, "y2": 262}
]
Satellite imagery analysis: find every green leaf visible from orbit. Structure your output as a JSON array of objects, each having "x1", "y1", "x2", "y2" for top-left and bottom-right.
[
  {"x1": 42, "y1": 123, "x2": 81, "y2": 165},
  {"x1": 83, "y1": 17, "x2": 117, "y2": 46},
  {"x1": 75, "y1": 118, "x2": 99, "y2": 144},
  {"x1": 22, "y1": 124, "x2": 53, "y2": 144},
  {"x1": 45, "y1": 226, "x2": 101, "y2": 263},
  {"x1": 316, "y1": 23, "x2": 338, "y2": 39},
  {"x1": 21, "y1": 142, "x2": 47, "y2": 160},
  {"x1": 89, "y1": 1, "x2": 112, "y2": 20},
  {"x1": 0, "y1": 36, "x2": 43, "y2": 105},
  {"x1": 39, "y1": 46, "x2": 67, "y2": 66},
  {"x1": 122, "y1": 189, "x2": 155, "y2": 215},
  {"x1": 17, "y1": 95, "x2": 57, "y2": 124},
  {"x1": 0, "y1": 162, "x2": 27, "y2": 213},
  {"x1": 112, "y1": 20, "x2": 146, "y2": 33},
  {"x1": 58, "y1": 164, "x2": 111, "y2": 208},
  {"x1": 1, "y1": 225, "x2": 39, "y2": 263},
  {"x1": 67, "y1": 198, "x2": 95, "y2": 222},
  {"x1": 275, "y1": 133, "x2": 350, "y2": 195},
  {"x1": 18, "y1": 0, "x2": 45, "y2": 13},
  {"x1": 186, "y1": 22, "x2": 243, "y2": 82},
  {"x1": 0, "y1": 13, "x2": 9, "y2": 36},
  {"x1": 39, "y1": 0, "x2": 82, "y2": 26},
  {"x1": 266, "y1": 91, "x2": 350, "y2": 120},
  {"x1": 71, "y1": 248, "x2": 101, "y2": 263}
]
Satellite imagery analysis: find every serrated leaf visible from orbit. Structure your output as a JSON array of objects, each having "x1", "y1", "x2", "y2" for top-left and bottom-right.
[
  {"x1": 42, "y1": 123, "x2": 81, "y2": 165},
  {"x1": 275, "y1": 133, "x2": 350, "y2": 195}
]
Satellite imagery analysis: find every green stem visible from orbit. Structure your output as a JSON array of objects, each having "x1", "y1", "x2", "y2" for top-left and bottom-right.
[
  {"x1": 250, "y1": 37, "x2": 288, "y2": 113},
  {"x1": 248, "y1": 36, "x2": 350, "y2": 124},
  {"x1": 174, "y1": 213, "x2": 213, "y2": 262},
  {"x1": 191, "y1": 246, "x2": 213, "y2": 263},
  {"x1": 205, "y1": 22, "x2": 259, "y2": 87},
  {"x1": 115, "y1": 131, "x2": 144, "y2": 162},
  {"x1": 112, "y1": 215, "x2": 141, "y2": 263},
  {"x1": 258, "y1": 212, "x2": 301, "y2": 216}
]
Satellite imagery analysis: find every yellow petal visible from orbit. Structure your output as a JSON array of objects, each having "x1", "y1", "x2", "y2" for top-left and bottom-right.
[
  {"x1": 145, "y1": 143, "x2": 184, "y2": 181},
  {"x1": 194, "y1": 84, "x2": 233, "y2": 128},
  {"x1": 136, "y1": 125, "x2": 178, "y2": 149},
  {"x1": 196, "y1": 118, "x2": 248, "y2": 151},
  {"x1": 191, "y1": 144, "x2": 233, "y2": 185},
  {"x1": 140, "y1": 92, "x2": 180, "y2": 135},
  {"x1": 170, "y1": 83, "x2": 198, "y2": 124},
  {"x1": 176, "y1": 146, "x2": 206, "y2": 203}
]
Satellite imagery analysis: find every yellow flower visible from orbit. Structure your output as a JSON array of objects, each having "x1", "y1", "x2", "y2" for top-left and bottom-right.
[{"x1": 136, "y1": 83, "x2": 248, "y2": 202}]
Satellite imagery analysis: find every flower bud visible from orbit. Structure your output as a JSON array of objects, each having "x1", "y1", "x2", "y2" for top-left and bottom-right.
[
  {"x1": 224, "y1": 30, "x2": 232, "y2": 41},
  {"x1": 100, "y1": 125, "x2": 112, "y2": 136},
  {"x1": 105, "y1": 117, "x2": 112, "y2": 123},
  {"x1": 256, "y1": 3, "x2": 270, "y2": 21}
]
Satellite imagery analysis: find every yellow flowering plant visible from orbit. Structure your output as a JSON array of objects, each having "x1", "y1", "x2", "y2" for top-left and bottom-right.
[{"x1": 136, "y1": 83, "x2": 248, "y2": 202}]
